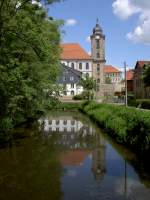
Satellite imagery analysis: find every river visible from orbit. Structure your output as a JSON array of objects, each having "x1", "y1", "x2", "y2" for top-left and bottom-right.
[{"x1": 0, "y1": 111, "x2": 150, "y2": 200}]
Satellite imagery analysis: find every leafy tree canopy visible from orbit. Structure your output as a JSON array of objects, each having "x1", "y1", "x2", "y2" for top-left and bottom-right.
[
  {"x1": 0, "y1": 0, "x2": 63, "y2": 131},
  {"x1": 143, "y1": 64, "x2": 150, "y2": 87},
  {"x1": 78, "y1": 75, "x2": 98, "y2": 100}
]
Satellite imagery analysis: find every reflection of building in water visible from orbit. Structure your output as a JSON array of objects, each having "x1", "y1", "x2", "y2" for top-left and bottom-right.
[
  {"x1": 39, "y1": 116, "x2": 94, "y2": 134},
  {"x1": 38, "y1": 116, "x2": 96, "y2": 149},
  {"x1": 60, "y1": 150, "x2": 90, "y2": 166},
  {"x1": 92, "y1": 134, "x2": 106, "y2": 180}
]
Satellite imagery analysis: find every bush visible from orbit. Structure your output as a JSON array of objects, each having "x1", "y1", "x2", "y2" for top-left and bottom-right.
[
  {"x1": 81, "y1": 101, "x2": 150, "y2": 153},
  {"x1": 136, "y1": 99, "x2": 150, "y2": 110},
  {"x1": 73, "y1": 94, "x2": 83, "y2": 100}
]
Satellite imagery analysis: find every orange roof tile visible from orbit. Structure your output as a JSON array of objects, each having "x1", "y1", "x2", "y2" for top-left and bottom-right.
[
  {"x1": 126, "y1": 70, "x2": 134, "y2": 81},
  {"x1": 104, "y1": 65, "x2": 121, "y2": 73},
  {"x1": 61, "y1": 43, "x2": 91, "y2": 60}
]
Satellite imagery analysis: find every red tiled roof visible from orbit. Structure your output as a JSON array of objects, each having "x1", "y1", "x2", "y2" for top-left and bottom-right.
[
  {"x1": 136, "y1": 61, "x2": 150, "y2": 68},
  {"x1": 61, "y1": 43, "x2": 91, "y2": 60},
  {"x1": 126, "y1": 70, "x2": 134, "y2": 81},
  {"x1": 104, "y1": 65, "x2": 121, "y2": 73}
]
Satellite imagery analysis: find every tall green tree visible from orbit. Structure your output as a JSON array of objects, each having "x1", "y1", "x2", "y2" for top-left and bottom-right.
[
  {"x1": 0, "y1": 0, "x2": 63, "y2": 130},
  {"x1": 78, "y1": 75, "x2": 98, "y2": 100},
  {"x1": 143, "y1": 64, "x2": 150, "y2": 87}
]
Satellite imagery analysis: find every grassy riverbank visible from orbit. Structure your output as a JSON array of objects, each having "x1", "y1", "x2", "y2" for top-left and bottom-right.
[
  {"x1": 47, "y1": 101, "x2": 81, "y2": 111},
  {"x1": 80, "y1": 101, "x2": 150, "y2": 154}
]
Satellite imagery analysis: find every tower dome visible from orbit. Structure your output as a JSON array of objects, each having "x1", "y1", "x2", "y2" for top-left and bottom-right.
[{"x1": 93, "y1": 19, "x2": 103, "y2": 35}]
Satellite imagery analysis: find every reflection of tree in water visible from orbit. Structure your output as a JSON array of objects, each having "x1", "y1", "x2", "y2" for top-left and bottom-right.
[
  {"x1": 91, "y1": 133, "x2": 106, "y2": 181},
  {"x1": 0, "y1": 134, "x2": 64, "y2": 200}
]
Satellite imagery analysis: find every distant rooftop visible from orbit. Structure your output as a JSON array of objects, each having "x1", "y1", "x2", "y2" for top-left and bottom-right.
[
  {"x1": 126, "y1": 70, "x2": 134, "y2": 81},
  {"x1": 135, "y1": 61, "x2": 150, "y2": 68},
  {"x1": 104, "y1": 65, "x2": 121, "y2": 73}
]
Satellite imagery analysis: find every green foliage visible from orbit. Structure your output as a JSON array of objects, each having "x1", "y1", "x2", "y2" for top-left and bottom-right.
[
  {"x1": 73, "y1": 91, "x2": 94, "y2": 100},
  {"x1": 128, "y1": 99, "x2": 150, "y2": 110},
  {"x1": 105, "y1": 77, "x2": 112, "y2": 84},
  {"x1": 0, "y1": 0, "x2": 62, "y2": 131},
  {"x1": 73, "y1": 94, "x2": 83, "y2": 100},
  {"x1": 47, "y1": 102, "x2": 81, "y2": 110},
  {"x1": 78, "y1": 75, "x2": 97, "y2": 100},
  {"x1": 81, "y1": 101, "x2": 150, "y2": 153},
  {"x1": 143, "y1": 64, "x2": 150, "y2": 87},
  {"x1": 136, "y1": 99, "x2": 150, "y2": 110}
]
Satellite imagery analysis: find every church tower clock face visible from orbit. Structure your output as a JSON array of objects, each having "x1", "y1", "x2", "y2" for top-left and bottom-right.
[{"x1": 90, "y1": 19, "x2": 106, "y2": 86}]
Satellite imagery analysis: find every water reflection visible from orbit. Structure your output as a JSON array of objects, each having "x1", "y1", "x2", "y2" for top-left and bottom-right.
[
  {"x1": 39, "y1": 114, "x2": 106, "y2": 183},
  {"x1": 0, "y1": 112, "x2": 150, "y2": 200}
]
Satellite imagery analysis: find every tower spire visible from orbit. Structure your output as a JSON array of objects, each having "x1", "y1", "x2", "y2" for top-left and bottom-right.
[{"x1": 96, "y1": 18, "x2": 99, "y2": 24}]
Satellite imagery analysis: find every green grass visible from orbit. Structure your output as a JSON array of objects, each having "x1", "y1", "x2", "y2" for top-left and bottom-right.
[
  {"x1": 81, "y1": 101, "x2": 150, "y2": 153},
  {"x1": 48, "y1": 102, "x2": 81, "y2": 111}
]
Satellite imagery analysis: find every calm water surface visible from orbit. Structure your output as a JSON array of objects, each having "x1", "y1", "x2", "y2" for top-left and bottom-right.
[{"x1": 0, "y1": 111, "x2": 150, "y2": 200}]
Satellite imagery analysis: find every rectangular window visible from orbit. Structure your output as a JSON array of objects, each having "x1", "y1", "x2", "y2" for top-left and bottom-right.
[
  {"x1": 63, "y1": 77, "x2": 66, "y2": 81},
  {"x1": 71, "y1": 63, "x2": 74, "y2": 69},
  {"x1": 70, "y1": 76, "x2": 74, "y2": 81},
  {"x1": 79, "y1": 63, "x2": 82, "y2": 70},
  {"x1": 56, "y1": 120, "x2": 60, "y2": 125},
  {"x1": 71, "y1": 83, "x2": 74, "y2": 88},
  {"x1": 86, "y1": 63, "x2": 89, "y2": 70},
  {"x1": 96, "y1": 39, "x2": 100, "y2": 49}
]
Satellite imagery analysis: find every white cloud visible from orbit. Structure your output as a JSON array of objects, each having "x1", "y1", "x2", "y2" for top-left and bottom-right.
[
  {"x1": 112, "y1": 0, "x2": 150, "y2": 44},
  {"x1": 65, "y1": 19, "x2": 77, "y2": 26},
  {"x1": 112, "y1": 0, "x2": 139, "y2": 20},
  {"x1": 86, "y1": 36, "x2": 91, "y2": 43}
]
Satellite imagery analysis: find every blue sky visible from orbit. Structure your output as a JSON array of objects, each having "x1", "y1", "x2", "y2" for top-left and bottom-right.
[{"x1": 48, "y1": 0, "x2": 150, "y2": 69}]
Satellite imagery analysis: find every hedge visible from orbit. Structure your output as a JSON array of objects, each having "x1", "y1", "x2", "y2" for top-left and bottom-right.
[{"x1": 81, "y1": 101, "x2": 150, "y2": 153}]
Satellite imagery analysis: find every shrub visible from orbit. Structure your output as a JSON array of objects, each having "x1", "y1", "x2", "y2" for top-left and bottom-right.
[
  {"x1": 136, "y1": 99, "x2": 150, "y2": 110},
  {"x1": 73, "y1": 94, "x2": 83, "y2": 100},
  {"x1": 81, "y1": 101, "x2": 150, "y2": 153}
]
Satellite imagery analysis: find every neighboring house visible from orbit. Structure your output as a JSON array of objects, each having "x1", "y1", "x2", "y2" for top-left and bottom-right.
[
  {"x1": 104, "y1": 65, "x2": 122, "y2": 83},
  {"x1": 126, "y1": 69, "x2": 134, "y2": 92},
  {"x1": 57, "y1": 64, "x2": 83, "y2": 96},
  {"x1": 133, "y1": 61, "x2": 150, "y2": 98}
]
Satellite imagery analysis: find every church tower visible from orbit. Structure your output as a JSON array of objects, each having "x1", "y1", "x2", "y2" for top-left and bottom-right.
[{"x1": 91, "y1": 19, "x2": 106, "y2": 89}]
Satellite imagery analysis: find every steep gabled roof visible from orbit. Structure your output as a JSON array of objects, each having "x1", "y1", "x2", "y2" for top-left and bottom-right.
[
  {"x1": 60, "y1": 63, "x2": 82, "y2": 78},
  {"x1": 61, "y1": 43, "x2": 92, "y2": 60},
  {"x1": 135, "y1": 61, "x2": 150, "y2": 69},
  {"x1": 104, "y1": 65, "x2": 121, "y2": 73}
]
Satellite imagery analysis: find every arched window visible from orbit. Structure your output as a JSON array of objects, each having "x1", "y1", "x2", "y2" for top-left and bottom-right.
[
  {"x1": 97, "y1": 64, "x2": 100, "y2": 72},
  {"x1": 97, "y1": 79, "x2": 100, "y2": 83},
  {"x1": 71, "y1": 90, "x2": 74, "y2": 95}
]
